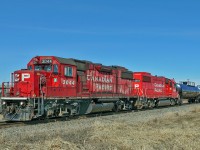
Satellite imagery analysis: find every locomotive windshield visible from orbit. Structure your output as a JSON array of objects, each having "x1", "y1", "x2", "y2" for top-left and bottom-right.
[
  {"x1": 28, "y1": 66, "x2": 32, "y2": 70},
  {"x1": 34, "y1": 65, "x2": 52, "y2": 72}
]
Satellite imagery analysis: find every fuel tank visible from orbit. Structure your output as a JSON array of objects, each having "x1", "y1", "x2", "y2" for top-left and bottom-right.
[{"x1": 176, "y1": 81, "x2": 200, "y2": 99}]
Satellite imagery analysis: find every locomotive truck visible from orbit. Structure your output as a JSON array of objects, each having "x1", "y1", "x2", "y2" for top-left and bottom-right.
[{"x1": 1, "y1": 56, "x2": 181, "y2": 121}]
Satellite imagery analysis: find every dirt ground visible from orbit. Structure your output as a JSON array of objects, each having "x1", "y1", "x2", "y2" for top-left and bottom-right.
[{"x1": 1, "y1": 105, "x2": 200, "y2": 150}]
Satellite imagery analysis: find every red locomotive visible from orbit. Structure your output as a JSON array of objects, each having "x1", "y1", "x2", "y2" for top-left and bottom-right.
[
  {"x1": 133, "y1": 72, "x2": 180, "y2": 108},
  {"x1": 1, "y1": 56, "x2": 180, "y2": 121}
]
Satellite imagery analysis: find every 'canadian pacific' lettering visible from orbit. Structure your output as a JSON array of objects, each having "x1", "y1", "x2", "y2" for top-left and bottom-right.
[{"x1": 87, "y1": 75, "x2": 113, "y2": 83}]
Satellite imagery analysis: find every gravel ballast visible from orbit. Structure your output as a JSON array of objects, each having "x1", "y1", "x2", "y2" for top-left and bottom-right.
[{"x1": 1, "y1": 104, "x2": 200, "y2": 150}]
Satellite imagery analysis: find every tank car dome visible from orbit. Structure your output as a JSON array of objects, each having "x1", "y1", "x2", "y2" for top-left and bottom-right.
[{"x1": 176, "y1": 84, "x2": 182, "y2": 92}]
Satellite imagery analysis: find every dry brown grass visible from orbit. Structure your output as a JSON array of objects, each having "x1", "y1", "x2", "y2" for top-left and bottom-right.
[
  {"x1": 1, "y1": 106, "x2": 200, "y2": 150},
  {"x1": 87, "y1": 107, "x2": 200, "y2": 150}
]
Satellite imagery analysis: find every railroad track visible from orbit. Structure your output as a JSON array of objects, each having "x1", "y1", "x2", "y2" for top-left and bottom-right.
[
  {"x1": 0, "y1": 121, "x2": 26, "y2": 129},
  {"x1": 0, "y1": 102, "x2": 196, "y2": 129}
]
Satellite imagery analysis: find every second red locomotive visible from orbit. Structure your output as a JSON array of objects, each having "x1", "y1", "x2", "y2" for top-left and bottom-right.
[{"x1": 1, "y1": 56, "x2": 180, "y2": 121}]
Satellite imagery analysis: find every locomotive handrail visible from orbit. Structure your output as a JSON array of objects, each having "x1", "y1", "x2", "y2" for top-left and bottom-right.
[
  {"x1": 2, "y1": 81, "x2": 31, "y2": 98},
  {"x1": 2, "y1": 82, "x2": 11, "y2": 97}
]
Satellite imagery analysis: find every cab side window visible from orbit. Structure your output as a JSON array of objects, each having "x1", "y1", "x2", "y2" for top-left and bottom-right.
[
  {"x1": 53, "y1": 64, "x2": 58, "y2": 73},
  {"x1": 142, "y1": 76, "x2": 151, "y2": 82},
  {"x1": 169, "y1": 82, "x2": 172, "y2": 87},
  {"x1": 64, "y1": 66, "x2": 73, "y2": 77}
]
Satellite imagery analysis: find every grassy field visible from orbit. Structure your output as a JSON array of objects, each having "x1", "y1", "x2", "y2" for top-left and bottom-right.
[
  {"x1": 87, "y1": 110, "x2": 200, "y2": 150},
  {"x1": 1, "y1": 106, "x2": 200, "y2": 150},
  {"x1": 64, "y1": 107, "x2": 200, "y2": 150}
]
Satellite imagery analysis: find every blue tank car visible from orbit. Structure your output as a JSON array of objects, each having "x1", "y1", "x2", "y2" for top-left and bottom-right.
[{"x1": 176, "y1": 81, "x2": 200, "y2": 103}]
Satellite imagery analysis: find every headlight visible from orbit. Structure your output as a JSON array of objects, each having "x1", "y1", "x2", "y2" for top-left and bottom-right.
[
  {"x1": 20, "y1": 102, "x2": 24, "y2": 105},
  {"x1": 2, "y1": 101, "x2": 6, "y2": 105}
]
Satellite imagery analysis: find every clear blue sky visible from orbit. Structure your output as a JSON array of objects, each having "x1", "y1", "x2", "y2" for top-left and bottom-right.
[{"x1": 0, "y1": 0, "x2": 200, "y2": 84}]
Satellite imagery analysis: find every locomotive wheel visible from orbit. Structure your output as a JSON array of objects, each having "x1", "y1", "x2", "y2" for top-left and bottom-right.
[
  {"x1": 188, "y1": 99, "x2": 195, "y2": 103},
  {"x1": 147, "y1": 100, "x2": 155, "y2": 108},
  {"x1": 136, "y1": 105, "x2": 143, "y2": 110},
  {"x1": 196, "y1": 96, "x2": 200, "y2": 103},
  {"x1": 154, "y1": 100, "x2": 159, "y2": 108},
  {"x1": 54, "y1": 109, "x2": 60, "y2": 117},
  {"x1": 113, "y1": 104, "x2": 122, "y2": 112},
  {"x1": 170, "y1": 99, "x2": 176, "y2": 106},
  {"x1": 134, "y1": 99, "x2": 144, "y2": 110},
  {"x1": 177, "y1": 98, "x2": 183, "y2": 105},
  {"x1": 195, "y1": 99, "x2": 198, "y2": 103},
  {"x1": 188, "y1": 99, "x2": 192, "y2": 104},
  {"x1": 176, "y1": 95, "x2": 183, "y2": 105}
]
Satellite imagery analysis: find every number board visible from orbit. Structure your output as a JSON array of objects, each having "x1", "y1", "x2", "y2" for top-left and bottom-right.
[{"x1": 41, "y1": 59, "x2": 52, "y2": 64}]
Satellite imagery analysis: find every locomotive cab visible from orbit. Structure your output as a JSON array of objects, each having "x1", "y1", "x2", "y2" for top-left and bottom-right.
[
  {"x1": 1, "y1": 56, "x2": 78, "y2": 121},
  {"x1": 1, "y1": 57, "x2": 54, "y2": 120},
  {"x1": 4, "y1": 58, "x2": 57, "y2": 98}
]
